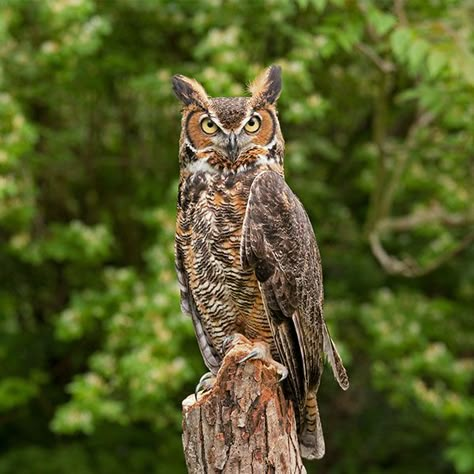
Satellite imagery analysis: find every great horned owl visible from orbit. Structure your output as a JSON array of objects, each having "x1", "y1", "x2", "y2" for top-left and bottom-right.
[{"x1": 172, "y1": 65, "x2": 349, "y2": 460}]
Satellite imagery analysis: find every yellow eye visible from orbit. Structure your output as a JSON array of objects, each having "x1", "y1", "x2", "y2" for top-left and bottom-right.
[
  {"x1": 244, "y1": 115, "x2": 261, "y2": 133},
  {"x1": 201, "y1": 117, "x2": 218, "y2": 134}
]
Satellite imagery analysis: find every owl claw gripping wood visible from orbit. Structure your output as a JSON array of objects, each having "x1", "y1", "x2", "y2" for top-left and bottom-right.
[
  {"x1": 238, "y1": 342, "x2": 289, "y2": 383},
  {"x1": 194, "y1": 372, "x2": 216, "y2": 401},
  {"x1": 173, "y1": 65, "x2": 349, "y2": 460}
]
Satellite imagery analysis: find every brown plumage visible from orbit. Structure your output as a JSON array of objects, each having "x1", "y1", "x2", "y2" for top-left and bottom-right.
[{"x1": 172, "y1": 65, "x2": 349, "y2": 460}]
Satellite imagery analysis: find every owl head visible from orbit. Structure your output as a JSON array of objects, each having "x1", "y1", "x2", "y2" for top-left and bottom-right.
[{"x1": 172, "y1": 66, "x2": 284, "y2": 172}]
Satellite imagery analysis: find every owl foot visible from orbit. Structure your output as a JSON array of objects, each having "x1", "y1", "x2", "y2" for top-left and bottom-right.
[
  {"x1": 221, "y1": 333, "x2": 247, "y2": 354},
  {"x1": 238, "y1": 342, "x2": 288, "y2": 383},
  {"x1": 194, "y1": 372, "x2": 216, "y2": 400}
]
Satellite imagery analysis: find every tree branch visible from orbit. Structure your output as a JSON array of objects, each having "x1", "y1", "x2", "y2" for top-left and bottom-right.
[
  {"x1": 394, "y1": 0, "x2": 409, "y2": 26},
  {"x1": 377, "y1": 207, "x2": 474, "y2": 232},
  {"x1": 182, "y1": 336, "x2": 306, "y2": 474},
  {"x1": 369, "y1": 206, "x2": 474, "y2": 277},
  {"x1": 355, "y1": 43, "x2": 396, "y2": 74}
]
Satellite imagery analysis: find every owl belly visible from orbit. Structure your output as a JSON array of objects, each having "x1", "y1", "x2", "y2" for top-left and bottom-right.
[
  {"x1": 191, "y1": 245, "x2": 272, "y2": 354},
  {"x1": 177, "y1": 170, "x2": 275, "y2": 361}
]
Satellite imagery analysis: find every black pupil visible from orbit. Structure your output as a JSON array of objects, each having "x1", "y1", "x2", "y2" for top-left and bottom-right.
[
  {"x1": 206, "y1": 120, "x2": 213, "y2": 128},
  {"x1": 248, "y1": 119, "x2": 255, "y2": 126}
]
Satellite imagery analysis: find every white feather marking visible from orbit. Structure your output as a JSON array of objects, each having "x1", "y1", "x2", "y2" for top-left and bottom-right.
[
  {"x1": 186, "y1": 159, "x2": 218, "y2": 174},
  {"x1": 236, "y1": 164, "x2": 249, "y2": 173},
  {"x1": 176, "y1": 268, "x2": 187, "y2": 285},
  {"x1": 180, "y1": 298, "x2": 190, "y2": 313},
  {"x1": 255, "y1": 154, "x2": 274, "y2": 167},
  {"x1": 178, "y1": 282, "x2": 188, "y2": 295},
  {"x1": 184, "y1": 140, "x2": 197, "y2": 153}
]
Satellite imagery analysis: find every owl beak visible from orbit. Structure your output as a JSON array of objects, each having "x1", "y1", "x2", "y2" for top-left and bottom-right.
[{"x1": 226, "y1": 132, "x2": 239, "y2": 161}]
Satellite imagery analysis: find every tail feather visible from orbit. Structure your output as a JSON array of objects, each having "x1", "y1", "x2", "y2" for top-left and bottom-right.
[{"x1": 299, "y1": 392, "x2": 325, "y2": 460}]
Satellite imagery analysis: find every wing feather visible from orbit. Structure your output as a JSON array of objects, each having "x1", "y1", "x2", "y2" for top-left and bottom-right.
[
  {"x1": 323, "y1": 325, "x2": 349, "y2": 390},
  {"x1": 241, "y1": 171, "x2": 348, "y2": 409}
]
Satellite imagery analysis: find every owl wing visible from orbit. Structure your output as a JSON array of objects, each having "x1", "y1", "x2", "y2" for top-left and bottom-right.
[
  {"x1": 175, "y1": 242, "x2": 221, "y2": 374},
  {"x1": 241, "y1": 171, "x2": 349, "y2": 409}
]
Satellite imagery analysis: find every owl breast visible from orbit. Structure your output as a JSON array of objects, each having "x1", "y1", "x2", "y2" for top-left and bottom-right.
[{"x1": 176, "y1": 167, "x2": 274, "y2": 361}]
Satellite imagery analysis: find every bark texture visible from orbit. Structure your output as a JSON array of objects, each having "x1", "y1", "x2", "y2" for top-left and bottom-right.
[{"x1": 182, "y1": 336, "x2": 307, "y2": 473}]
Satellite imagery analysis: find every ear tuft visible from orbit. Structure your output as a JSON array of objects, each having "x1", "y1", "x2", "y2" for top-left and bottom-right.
[
  {"x1": 172, "y1": 74, "x2": 209, "y2": 108},
  {"x1": 249, "y1": 65, "x2": 282, "y2": 108}
]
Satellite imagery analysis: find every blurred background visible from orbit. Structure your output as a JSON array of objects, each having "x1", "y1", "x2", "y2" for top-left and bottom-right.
[{"x1": 0, "y1": 0, "x2": 473, "y2": 473}]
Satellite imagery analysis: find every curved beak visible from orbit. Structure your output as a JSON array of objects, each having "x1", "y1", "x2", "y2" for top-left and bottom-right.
[{"x1": 226, "y1": 132, "x2": 239, "y2": 161}]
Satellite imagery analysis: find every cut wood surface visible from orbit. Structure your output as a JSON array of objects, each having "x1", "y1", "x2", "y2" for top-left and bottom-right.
[{"x1": 182, "y1": 336, "x2": 307, "y2": 473}]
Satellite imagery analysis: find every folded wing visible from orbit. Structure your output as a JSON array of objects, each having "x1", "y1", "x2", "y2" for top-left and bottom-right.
[{"x1": 241, "y1": 171, "x2": 348, "y2": 423}]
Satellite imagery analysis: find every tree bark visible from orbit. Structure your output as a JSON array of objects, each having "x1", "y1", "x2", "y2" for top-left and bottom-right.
[{"x1": 182, "y1": 336, "x2": 306, "y2": 474}]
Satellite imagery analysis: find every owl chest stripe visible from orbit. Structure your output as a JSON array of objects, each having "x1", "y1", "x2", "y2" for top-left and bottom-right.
[{"x1": 179, "y1": 171, "x2": 277, "y2": 340}]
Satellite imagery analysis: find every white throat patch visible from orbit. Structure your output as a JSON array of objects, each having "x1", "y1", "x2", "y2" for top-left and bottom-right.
[{"x1": 185, "y1": 159, "x2": 218, "y2": 174}]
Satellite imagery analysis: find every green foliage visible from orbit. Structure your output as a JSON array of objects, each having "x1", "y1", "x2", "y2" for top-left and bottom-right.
[
  {"x1": 361, "y1": 289, "x2": 473, "y2": 472},
  {"x1": 0, "y1": 0, "x2": 473, "y2": 473}
]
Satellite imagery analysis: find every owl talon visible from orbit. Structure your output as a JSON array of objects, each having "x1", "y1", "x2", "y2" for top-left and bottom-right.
[
  {"x1": 222, "y1": 334, "x2": 239, "y2": 354},
  {"x1": 277, "y1": 364, "x2": 289, "y2": 383},
  {"x1": 222, "y1": 335, "x2": 234, "y2": 354},
  {"x1": 238, "y1": 349, "x2": 260, "y2": 364},
  {"x1": 238, "y1": 343, "x2": 288, "y2": 383},
  {"x1": 195, "y1": 372, "x2": 216, "y2": 400},
  {"x1": 222, "y1": 333, "x2": 248, "y2": 354}
]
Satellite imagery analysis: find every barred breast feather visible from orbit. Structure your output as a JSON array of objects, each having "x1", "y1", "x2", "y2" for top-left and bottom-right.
[{"x1": 175, "y1": 168, "x2": 273, "y2": 373}]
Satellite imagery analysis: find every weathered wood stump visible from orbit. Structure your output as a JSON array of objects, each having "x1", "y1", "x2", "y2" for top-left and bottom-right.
[{"x1": 182, "y1": 336, "x2": 306, "y2": 473}]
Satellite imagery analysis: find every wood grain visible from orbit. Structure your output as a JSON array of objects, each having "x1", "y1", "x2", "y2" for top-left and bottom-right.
[{"x1": 182, "y1": 336, "x2": 306, "y2": 473}]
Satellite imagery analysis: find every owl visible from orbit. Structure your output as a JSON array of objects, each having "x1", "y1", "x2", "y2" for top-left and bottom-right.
[{"x1": 172, "y1": 65, "x2": 349, "y2": 460}]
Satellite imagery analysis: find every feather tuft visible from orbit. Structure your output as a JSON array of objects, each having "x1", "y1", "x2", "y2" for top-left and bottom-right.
[
  {"x1": 172, "y1": 74, "x2": 209, "y2": 108},
  {"x1": 249, "y1": 65, "x2": 282, "y2": 108}
]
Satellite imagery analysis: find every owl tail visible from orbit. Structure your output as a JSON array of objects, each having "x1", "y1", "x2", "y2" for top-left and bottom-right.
[{"x1": 299, "y1": 391, "x2": 325, "y2": 460}]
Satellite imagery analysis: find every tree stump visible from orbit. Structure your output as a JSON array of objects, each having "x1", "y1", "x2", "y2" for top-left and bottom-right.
[{"x1": 182, "y1": 336, "x2": 306, "y2": 473}]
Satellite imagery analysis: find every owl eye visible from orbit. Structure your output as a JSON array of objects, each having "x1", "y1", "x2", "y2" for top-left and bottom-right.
[
  {"x1": 200, "y1": 116, "x2": 218, "y2": 134},
  {"x1": 244, "y1": 115, "x2": 261, "y2": 133}
]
